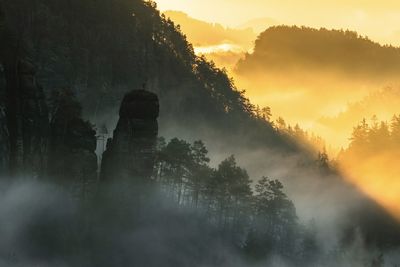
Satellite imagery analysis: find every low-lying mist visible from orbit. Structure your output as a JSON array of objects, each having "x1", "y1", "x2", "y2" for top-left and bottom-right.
[
  {"x1": 0, "y1": 158, "x2": 398, "y2": 267},
  {"x1": 228, "y1": 25, "x2": 400, "y2": 150},
  {"x1": 337, "y1": 116, "x2": 400, "y2": 221},
  {"x1": 192, "y1": 49, "x2": 400, "y2": 152},
  {"x1": 157, "y1": 120, "x2": 400, "y2": 256},
  {"x1": 0, "y1": 179, "x2": 246, "y2": 267},
  {"x1": 92, "y1": 108, "x2": 400, "y2": 236},
  {"x1": 229, "y1": 66, "x2": 400, "y2": 224},
  {"x1": 84, "y1": 67, "x2": 400, "y2": 266}
]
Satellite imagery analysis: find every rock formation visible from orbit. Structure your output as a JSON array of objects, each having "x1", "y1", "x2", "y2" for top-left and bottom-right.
[
  {"x1": 0, "y1": 0, "x2": 48, "y2": 177},
  {"x1": 18, "y1": 60, "x2": 49, "y2": 175},
  {"x1": 1, "y1": 59, "x2": 49, "y2": 177},
  {"x1": 100, "y1": 90, "x2": 159, "y2": 183},
  {"x1": 47, "y1": 89, "x2": 97, "y2": 198},
  {"x1": 0, "y1": 63, "x2": 8, "y2": 176},
  {"x1": 0, "y1": 104, "x2": 9, "y2": 176}
]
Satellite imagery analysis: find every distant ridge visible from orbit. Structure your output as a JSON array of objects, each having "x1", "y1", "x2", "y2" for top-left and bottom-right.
[
  {"x1": 237, "y1": 17, "x2": 278, "y2": 33},
  {"x1": 163, "y1": 10, "x2": 256, "y2": 49},
  {"x1": 236, "y1": 25, "x2": 400, "y2": 77}
]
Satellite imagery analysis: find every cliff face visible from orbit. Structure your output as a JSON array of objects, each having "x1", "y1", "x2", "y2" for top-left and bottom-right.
[
  {"x1": 0, "y1": 6, "x2": 96, "y2": 183},
  {"x1": 0, "y1": 0, "x2": 161, "y2": 192},
  {"x1": 1, "y1": 60, "x2": 49, "y2": 177},
  {"x1": 18, "y1": 60, "x2": 49, "y2": 176},
  {"x1": 47, "y1": 89, "x2": 97, "y2": 197},
  {"x1": 0, "y1": 104, "x2": 9, "y2": 176},
  {"x1": 0, "y1": 62, "x2": 8, "y2": 176},
  {"x1": 0, "y1": 56, "x2": 98, "y2": 187},
  {"x1": 100, "y1": 90, "x2": 159, "y2": 183},
  {"x1": 0, "y1": 0, "x2": 48, "y2": 177}
]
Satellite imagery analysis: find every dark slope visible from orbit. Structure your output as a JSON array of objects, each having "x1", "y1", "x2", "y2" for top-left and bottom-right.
[{"x1": 0, "y1": 0, "x2": 296, "y2": 153}]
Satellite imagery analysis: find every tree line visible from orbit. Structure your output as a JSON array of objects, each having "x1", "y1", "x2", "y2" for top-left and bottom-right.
[
  {"x1": 153, "y1": 137, "x2": 319, "y2": 263},
  {"x1": 341, "y1": 115, "x2": 400, "y2": 156},
  {"x1": 236, "y1": 25, "x2": 400, "y2": 77}
]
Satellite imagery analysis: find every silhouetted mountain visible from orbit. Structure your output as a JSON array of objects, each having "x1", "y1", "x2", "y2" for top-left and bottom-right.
[
  {"x1": 233, "y1": 25, "x2": 400, "y2": 136},
  {"x1": 163, "y1": 11, "x2": 255, "y2": 70},
  {"x1": 163, "y1": 10, "x2": 256, "y2": 49},
  {"x1": 237, "y1": 17, "x2": 278, "y2": 33},
  {"x1": 236, "y1": 26, "x2": 400, "y2": 78}
]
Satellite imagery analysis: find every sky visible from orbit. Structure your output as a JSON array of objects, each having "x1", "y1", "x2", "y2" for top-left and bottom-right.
[{"x1": 155, "y1": 0, "x2": 400, "y2": 46}]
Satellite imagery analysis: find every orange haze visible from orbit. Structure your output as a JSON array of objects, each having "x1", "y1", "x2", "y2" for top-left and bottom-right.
[{"x1": 157, "y1": 0, "x2": 400, "y2": 220}]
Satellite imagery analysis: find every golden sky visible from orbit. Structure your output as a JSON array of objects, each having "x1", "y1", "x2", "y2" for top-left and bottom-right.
[
  {"x1": 155, "y1": 0, "x2": 400, "y2": 45},
  {"x1": 155, "y1": 1, "x2": 400, "y2": 220}
]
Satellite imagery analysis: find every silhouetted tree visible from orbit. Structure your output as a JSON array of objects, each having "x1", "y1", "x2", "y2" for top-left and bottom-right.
[{"x1": 245, "y1": 176, "x2": 297, "y2": 260}]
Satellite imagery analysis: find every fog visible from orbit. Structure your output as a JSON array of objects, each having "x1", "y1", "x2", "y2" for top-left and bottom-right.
[
  {"x1": 229, "y1": 64, "x2": 400, "y2": 224},
  {"x1": 1, "y1": 146, "x2": 398, "y2": 266},
  {"x1": 0, "y1": 179, "x2": 248, "y2": 267},
  {"x1": 233, "y1": 70, "x2": 399, "y2": 143},
  {"x1": 1, "y1": 88, "x2": 399, "y2": 263},
  {"x1": 157, "y1": 118, "x2": 400, "y2": 257},
  {"x1": 81, "y1": 59, "x2": 400, "y2": 266}
]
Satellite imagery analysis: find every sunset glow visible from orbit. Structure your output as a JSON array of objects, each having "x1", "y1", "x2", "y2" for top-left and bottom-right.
[
  {"x1": 194, "y1": 43, "x2": 244, "y2": 55},
  {"x1": 156, "y1": 0, "x2": 400, "y2": 46},
  {"x1": 157, "y1": 0, "x2": 400, "y2": 221}
]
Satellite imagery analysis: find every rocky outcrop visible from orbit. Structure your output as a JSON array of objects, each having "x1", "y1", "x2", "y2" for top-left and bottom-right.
[
  {"x1": 47, "y1": 89, "x2": 97, "y2": 198},
  {"x1": 100, "y1": 90, "x2": 159, "y2": 183}
]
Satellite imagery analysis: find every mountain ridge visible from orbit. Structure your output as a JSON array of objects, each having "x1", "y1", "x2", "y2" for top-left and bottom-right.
[{"x1": 236, "y1": 25, "x2": 400, "y2": 77}]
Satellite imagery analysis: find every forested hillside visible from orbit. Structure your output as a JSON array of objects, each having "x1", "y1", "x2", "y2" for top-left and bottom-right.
[
  {"x1": 319, "y1": 87, "x2": 400, "y2": 146},
  {"x1": 338, "y1": 116, "x2": 400, "y2": 221},
  {"x1": 232, "y1": 25, "x2": 400, "y2": 140},
  {"x1": 236, "y1": 26, "x2": 400, "y2": 77},
  {"x1": 0, "y1": 0, "x2": 299, "y2": 155}
]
